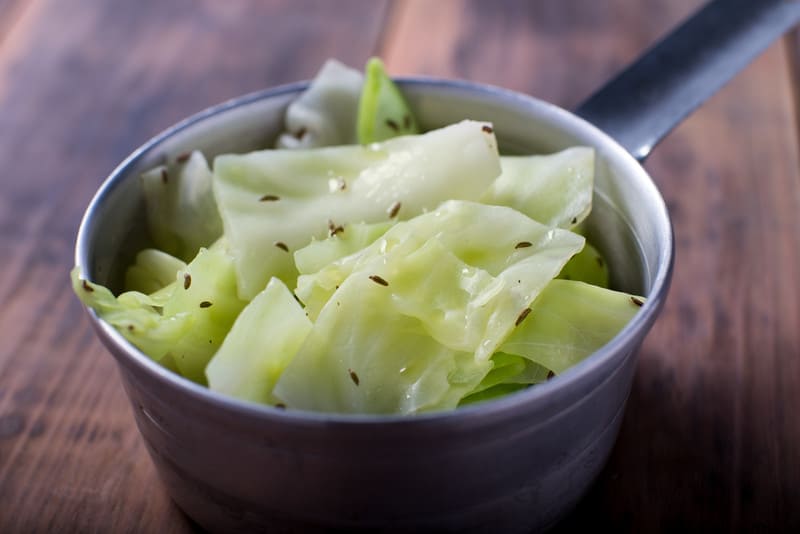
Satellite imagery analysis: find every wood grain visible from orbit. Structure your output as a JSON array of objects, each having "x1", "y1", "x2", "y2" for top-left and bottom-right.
[
  {"x1": 0, "y1": 0, "x2": 27, "y2": 45},
  {"x1": 1, "y1": 0, "x2": 799, "y2": 531},
  {"x1": 557, "y1": 36, "x2": 800, "y2": 531},
  {"x1": 381, "y1": 0, "x2": 700, "y2": 108},
  {"x1": 0, "y1": 1, "x2": 389, "y2": 531},
  {"x1": 384, "y1": 1, "x2": 800, "y2": 530}
]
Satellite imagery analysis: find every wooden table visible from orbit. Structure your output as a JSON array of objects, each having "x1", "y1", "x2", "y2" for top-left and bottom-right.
[{"x1": 1, "y1": 0, "x2": 798, "y2": 531}]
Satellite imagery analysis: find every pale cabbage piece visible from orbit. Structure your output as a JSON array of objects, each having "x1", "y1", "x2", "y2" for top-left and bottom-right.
[
  {"x1": 295, "y1": 200, "x2": 585, "y2": 361},
  {"x1": 206, "y1": 277, "x2": 312, "y2": 405},
  {"x1": 293, "y1": 220, "x2": 392, "y2": 276},
  {"x1": 357, "y1": 57, "x2": 419, "y2": 143},
  {"x1": 141, "y1": 150, "x2": 223, "y2": 262},
  {"x1": 458, "y1": 353, "x2": 551, "y2": 406},
  {"x1": 71, "y1": 266, "x2": 191, "y2": 361},
  {"x1": 482, "y1": 147, "x2": 595, "y2": 229},
  {"x1": 77, "y1": 240, "x2": 247, "y2": 384},
  {"x1": 499, "y1": 279, "x2": 644, "y2": 374},
  {"x1": 213, "y1": 120, "x2": 501, "y2": 300},
  {"x1": 274, "y1": 203, "x2": 584, "y2": 414},
  {"x1": 466, "y1": 352, "x2": 550, "y2": 397},
  {"x1": 272, "y1": 257, "x2": 493, "y2": 415},
  {"x1": 124, "y1": 248, "x2": 187, "y2": 294},
  {"x1": 72, "y1": 56, "x2": 645, "y2": 414},
  {"x1": 276, "y1": 59, "x2": 364, "y2": 149},
  {"x1": 74, "y1": 241, "x2": 250, "y2": 384},
  {"x1": 164, "y1": 243, "x2": 249, "y2": 384},
  {"x1": 557, "y1": 240, "x2": 610, "y2": 288}
]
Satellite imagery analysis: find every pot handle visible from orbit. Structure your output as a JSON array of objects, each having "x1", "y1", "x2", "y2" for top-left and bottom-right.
[{"x1": 574, "y1": 0, "x2": 800, "y2": 162}]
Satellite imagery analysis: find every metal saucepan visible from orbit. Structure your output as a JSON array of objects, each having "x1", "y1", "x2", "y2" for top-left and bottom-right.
[{"x1": 74, "y1": 1, "x2": 800, "y2": 531}]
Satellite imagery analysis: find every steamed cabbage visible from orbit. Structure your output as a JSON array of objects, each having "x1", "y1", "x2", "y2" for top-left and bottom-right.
[
  {"x1": 206, "y1": 277, "x2": 311, "y2": 404},
  {"x1": 275, "y1": 59, "x2": 364, "y2": 149},
  {"x1": 499, "y1": 279, "x2": 641, "y2": 373},
  {"x1": 73, "y1": 240, "x2": 248, "y2": 384},
  {"x1": 141, "y1": 150, "x2": 223, "y2": 262},
  {"x1": 486, "y1": 147, "x2": 595, "y2": 229},
  {"x1": 213, "y1": 119, "x2": 500, "y2": 299},
  {"x1": 357, "y1": 57, "x2": 419, "y2": 143},
  {"x1": 72, "y1": 57, "x2": 647, "y2": 415},
  {"x1": 274, "y1": 201, "x2": 583, "y2": 413}
]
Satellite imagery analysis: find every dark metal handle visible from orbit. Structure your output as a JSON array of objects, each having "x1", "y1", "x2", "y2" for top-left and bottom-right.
[{"x1": 575, "y1": 0, "x2": 800, "y2": 162}]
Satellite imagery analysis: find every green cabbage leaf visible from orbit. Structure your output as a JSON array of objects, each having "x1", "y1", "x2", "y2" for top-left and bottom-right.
[{"x1": 213, "y1": 120, "x2": 501, "y2": 299}]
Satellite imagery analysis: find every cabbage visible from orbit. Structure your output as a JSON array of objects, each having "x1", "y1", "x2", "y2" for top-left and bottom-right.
[
  {"x1": 275, "y1": 59, "x2": 364, "y2": 149},
  {"x1": 206, "y1": 277, "x2": 312, "y2": 405},
  {"x1": 557, "y1": 240, "x2": 609, "y2": 288},
  {"x1": 357, "y1": 57, "x2": 419, "y2": 143},
  {"x1": 273, "y1": 245, "x2": 493, "y2": 414},
  {"x1": 482, "y1": 147, "x2": 594, "y2": 228},
  {"x1": 465, "y1": 352, "x2": 551, "y2": 397},
  {"x1": 141, "y1": 150, "x2": 222, "y2": 262},
  {"x1": 73, "y1": 241, "x2": 248, "y2": 384},
  {"x1": 458, "y1": 280, "x2": 643, "y2": 407},
  {"x1": 499, "y1": 279, "x2": 642, "y2": 374},
  {"x1": 295, "y1": 201, "x2": 585, "y2": 343},
  {"x1": 274, "y1": 269, "x2": 492, "y2": 414},
  {"x1": 293, "y1": 220, "x2": 392, "y2": 276},
  {"x1": 161, "y1": 243, "x2": 249, "y2": 383},
  {"x1": 124, "y1": 248, "x2": 187, "y2": 294},
  {"x1": 213, "y1": 120, "x2": 501, "y2": 299},
  {"x1": 73, "y1": 58, "x2": 648, "y2": 415},
  {"x1": 72, "y1": 266, "x2": 192, "y2": 360},
  {"x1": 275, "y1": 57, "x2": 420, "y2": 148},
  {"x1": 273, "y1": 201, "x2": 584, "y2": 414}
]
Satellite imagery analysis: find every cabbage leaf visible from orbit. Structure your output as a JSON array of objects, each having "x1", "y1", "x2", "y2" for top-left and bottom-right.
[
  {"x1": 206, "y1": 277, "x2": 312, "y2": 405},
  {"x1": 483, "y1": 147, "x2": 594, "y2": 229},
  {"x1": 124, "y1": 248, "x2": 187, "y2": 294},
  {"x1": 141, "y1": 150, "x2": 223, "y2": 262},
  {"x1": 557, "y1": 240, "x2": 609, "y2": 288},
  {"x1": 73, "y1": 241, "x2": 248, "y2": 384},
  {"x1": 213, "y1": 120, "x2": 501, "y2": 299},
  {"x1": 357, "y1": 57, "x2": 419, "y2": 143},
  {"x1": 274, "y1": 201, "x2": 584, "y2": 414},
  {"x1": 499, "y1": 279, "x2": 643, "y2": 374},
  {"x1": 275, "y1": 59, "x2": 364, "y2": 149}
]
